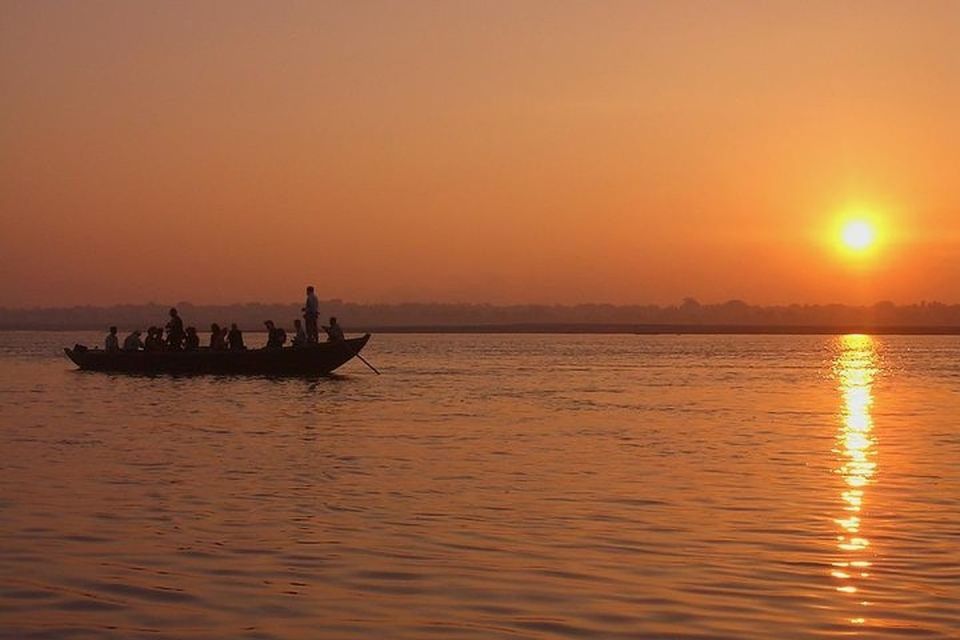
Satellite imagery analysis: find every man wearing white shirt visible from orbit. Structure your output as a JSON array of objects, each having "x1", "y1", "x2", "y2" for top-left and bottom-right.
[{"x1": 303, "y1": 285, "x2": 320, "y2": 343}]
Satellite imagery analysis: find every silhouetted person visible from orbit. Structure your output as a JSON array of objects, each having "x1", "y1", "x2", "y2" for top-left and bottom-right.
[
  {"x1": 210, "y1": 323, "x2": 227, "y2": 350},
  {"x1": 184, "y1": 326, "x2": 200, "y2": 351},
  {"x1": 105, "y1": 326, "x2": 120, "y2": 352},
  {"x1": 291, "y1": 318, "x2": 307, "y2": 346},
  {"x1": 302, "y1": 285, "x2": 320, "y2": 343},
  {"x1": 144, "y1": 327, "x2": 163, "y2": 351},
  {"x1": 264, "y1": 320, "x2": 287, "y2": 348},
  {"x1": 227, "y1": 323, "x2": 245, "y2": 350},
  {"x1": 123, "y1": 329, "x2": 144, "y2": 351},
  {"x1": 323, "y1": 316, "x2": 344, "y2": 342},
  {"x1": 165, "y1": 308, "x2": 185, "y2": 350}
]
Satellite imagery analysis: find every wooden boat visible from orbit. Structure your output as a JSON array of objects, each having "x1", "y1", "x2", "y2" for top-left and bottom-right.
[{"x1": 64, "y1": 334, "x2": 372, "y2": 375}]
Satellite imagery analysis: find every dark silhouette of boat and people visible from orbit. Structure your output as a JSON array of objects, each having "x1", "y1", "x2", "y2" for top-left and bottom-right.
[{"x1": 64, "y1": 287, "x2": 377, "y2": 375}]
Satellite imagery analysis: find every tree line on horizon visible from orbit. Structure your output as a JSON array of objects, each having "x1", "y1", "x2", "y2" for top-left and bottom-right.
[{"x1": 3, "y1": 298, "x2": 960, "y2": 330}]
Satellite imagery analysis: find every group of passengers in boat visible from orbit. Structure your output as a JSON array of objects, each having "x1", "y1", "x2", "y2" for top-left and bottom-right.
[{"x1": 103, "y1": 286, "x2": 346, "y2": 353}]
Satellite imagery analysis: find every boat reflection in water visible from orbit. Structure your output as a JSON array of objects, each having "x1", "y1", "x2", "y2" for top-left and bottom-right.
[{"x1": 831, "y1": 334, "x2": 879, "y2": 626}]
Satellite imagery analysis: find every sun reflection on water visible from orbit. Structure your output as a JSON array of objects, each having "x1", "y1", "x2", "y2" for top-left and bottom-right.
[{"x1": 832, "y1": 334, "x2": 878, "y2": 624}]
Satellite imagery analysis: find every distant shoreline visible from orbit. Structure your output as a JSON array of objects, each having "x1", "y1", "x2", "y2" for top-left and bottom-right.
[
  {"x1": 6, "y1": 300, "x2": 960, "y2": 334},
  {"x1": 370, "y1": 324, "x2": 960, "y2": 335},
  {"x1": 5, "y1": 323, "x2": 960, "y2": 336}
]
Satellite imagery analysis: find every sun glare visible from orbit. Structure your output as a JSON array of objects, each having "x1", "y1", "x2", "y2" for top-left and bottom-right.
[{"x1": 840, "y1": 220, "x2": 876, "y2": 252}]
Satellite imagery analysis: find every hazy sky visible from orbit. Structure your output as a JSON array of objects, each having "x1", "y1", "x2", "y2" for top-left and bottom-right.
[{"x1": 2, "y1": 1, "x2": 958, "y2": 307}]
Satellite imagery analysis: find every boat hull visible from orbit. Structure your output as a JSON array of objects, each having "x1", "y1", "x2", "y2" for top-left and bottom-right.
[{"x1": 64, "y1": 334, "x2": 372, "y2": 376}]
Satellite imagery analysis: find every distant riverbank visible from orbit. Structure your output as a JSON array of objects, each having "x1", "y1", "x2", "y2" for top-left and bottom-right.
[{"x1": 5, "y1": 299, "x2": 960, "y2": 334}]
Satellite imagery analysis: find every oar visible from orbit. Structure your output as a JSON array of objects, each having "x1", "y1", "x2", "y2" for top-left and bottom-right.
[
  {"x1": 327, "y1": 326, "x2": 380, "y2": 375},
  {"x1": 353, "y1": 350, "x2": 381, "y2": 375}
]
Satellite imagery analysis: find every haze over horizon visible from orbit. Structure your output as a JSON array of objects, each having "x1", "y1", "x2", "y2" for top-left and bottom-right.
[
  {"x1": 7, "y1": 294, "x2": 960, "y2": 312},
  {"x1": 3, "y1": 2, "x2": 959, "y2": 308}
]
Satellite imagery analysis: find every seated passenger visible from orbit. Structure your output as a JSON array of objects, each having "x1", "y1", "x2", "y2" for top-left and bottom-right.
[
  {"x1": 323, "y1": 316, "x2": 345, "y2": 342},
  {"x1": 105, "y1": 326, "x2": 120, "y2": 352},
  {"x1": 210, "y1": 323, "x2": 227, "y2": 350},
  {"x1": 123, "y1": 329, "x2": 144, "y2": 351},
  {"x1": 264, "y1": 320, "x2": 287, "y2": 348},
  {"x1": 184, "y1": 326, "x2": 200, "y2": 351},
  {"x1": 227, "y1": 323, "x2": 245, "y2": 350},
  {"x1": 291, "y1": 319, "x2": 307, "y2": 347},
  {"x1": 144, "y1": 327, "x2": 163, "y2": 351}
]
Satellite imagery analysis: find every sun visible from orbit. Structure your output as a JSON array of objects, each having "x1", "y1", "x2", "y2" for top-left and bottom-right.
[{"x1": 840, "y1": 220, "x2": 876, "y2": 252}]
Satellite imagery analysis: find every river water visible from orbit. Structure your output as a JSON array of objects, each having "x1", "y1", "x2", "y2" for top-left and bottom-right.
[{"x1": 0, "y1": 331, "x2": 958, "y2": 639}]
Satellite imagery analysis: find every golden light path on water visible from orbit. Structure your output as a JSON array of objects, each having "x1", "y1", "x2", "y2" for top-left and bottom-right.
[{"x1": 832, "y1": 334, "x2": 879, "y2": 626}]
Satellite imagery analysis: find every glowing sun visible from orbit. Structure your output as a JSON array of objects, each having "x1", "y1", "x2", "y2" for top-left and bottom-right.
[{"x1": 840, "y1": 220, "x2": 876, "y2": 252}]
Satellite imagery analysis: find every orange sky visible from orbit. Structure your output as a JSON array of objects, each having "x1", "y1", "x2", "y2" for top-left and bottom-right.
[{"x1": 2, "y1": 1, "x2": 958, "y2": 308}]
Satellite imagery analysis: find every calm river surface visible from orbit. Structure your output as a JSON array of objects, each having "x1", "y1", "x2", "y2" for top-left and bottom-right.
[{"x1": 1, "y1": 332, "x2": 958, "y2": 639}]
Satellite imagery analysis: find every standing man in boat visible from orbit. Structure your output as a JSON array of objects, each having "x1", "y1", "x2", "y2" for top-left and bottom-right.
[{"x1": 303, "y1": 285, "x2": 320, "y2": 344}]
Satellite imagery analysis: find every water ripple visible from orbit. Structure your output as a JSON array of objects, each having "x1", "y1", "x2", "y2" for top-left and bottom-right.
[{"x1": 0, "y1": 332, "x2": 958, "y2": 638}]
